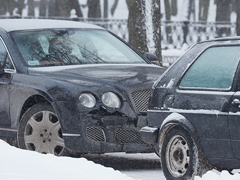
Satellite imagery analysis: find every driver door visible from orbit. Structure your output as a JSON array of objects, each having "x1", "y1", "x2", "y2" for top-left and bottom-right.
[{"x1": 0, "y1": 39, "x2": 13, "y2": 128}]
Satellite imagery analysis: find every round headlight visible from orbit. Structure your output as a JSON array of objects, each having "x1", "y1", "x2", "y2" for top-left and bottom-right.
[
  {"x1": 101, "y1": 92, "x2": 121, "y2": 109},
  {"x1": 79, "y1": 93, "x2": 96, "y2": 108}
]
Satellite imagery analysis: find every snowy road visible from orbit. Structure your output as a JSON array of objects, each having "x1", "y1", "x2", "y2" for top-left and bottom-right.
[{"x1": 82, "y1": 153, "x2": 166, "y2": 180}]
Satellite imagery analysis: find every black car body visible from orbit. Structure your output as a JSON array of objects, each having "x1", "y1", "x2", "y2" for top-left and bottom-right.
[
  {"x1": 140, "y1": 38, "x2": 240, "y2": 179},
  {"x1": 0, "y1": 19, "x2": 165, "y2": 156}
]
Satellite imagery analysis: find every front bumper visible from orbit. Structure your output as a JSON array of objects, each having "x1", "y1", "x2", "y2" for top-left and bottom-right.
[
  {"x1": 62, "y1": 117, "x2": 154, "y2": 154},
  {"x1": 54, "y1": 101, "x2": 154, "y2": 154}
]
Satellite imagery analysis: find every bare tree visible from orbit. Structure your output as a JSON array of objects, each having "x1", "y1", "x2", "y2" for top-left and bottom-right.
[
  {"x1": 28, "y1": 0, "x2": 34, "y2": 16},
  {"x1": 56, "y1": 0, "x2": 71, "y2": 17},
  {"x1": 48, "y1": 0, "x2": 56, "y2": 16},
  {"x1": 39, "y1": 0, "x2": 47, "y2": 17},
  {"x1": 104, "y1": 0, "x2": 108, "y2": 18},
  {"x1": 0, "y1": 0, "x2": 25, "y2": 16},
  {"x1": 69, "y1": 0, "x2": 83, "y2": 17},
  {"x1": 152, "y1": 0, "x2": 162, "y2": 61},
  {"x1": 0, "y1": 0, "x2": 7, "y2": 15},
  {"x1": 199, "y1": 0, "x2": 210, "y2": 21},
  {"x1": 164, "y1": 0, "x2": 171, "y2": 43},
  {"x1": 126, "y1": 0, "x2": 148, "y2": 55},
  {"x1": 40, "y1": 0, "x2": 82, "y2": 18},
  {"x1": 17, "y1": 0, "x2": 25, "y2": 15},
  {"x1": 8, "y1": 0, "x2": 15, "y2": 16},
  {"x1": 87, "y1": 0, "x2": 101, "y2": 18},
  {"x1": 236, "y1": 0, "x2": 240, "y2": 35},
  {"x1": 215, "y1": 0, "x2": 231, "y2": 37},
  {"x1": 187, "y1": 0, "x2": 195, "y2": 20},
  {"x1": 171, "y1": 0, "x2": 177, "y2": 16},
  {"x1": 111, "y1": 0, "x2": 119, "y2": 16},
  {"x1": 164, "y1": 0, "x2": 171, "y2": 21}
]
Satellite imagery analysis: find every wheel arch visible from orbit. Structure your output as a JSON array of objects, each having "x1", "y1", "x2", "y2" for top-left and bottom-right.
[
  {"x1": 19, "y1": 94, "x2": 54, "y2": 122},
  {"x1": 156, "y1": 113, "x2": 200, "y2": 158}
]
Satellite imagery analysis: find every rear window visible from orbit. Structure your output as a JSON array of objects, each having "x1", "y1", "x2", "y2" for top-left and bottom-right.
[{"x1": 179, "y1": 46, "x2": 240, "y2": 90}]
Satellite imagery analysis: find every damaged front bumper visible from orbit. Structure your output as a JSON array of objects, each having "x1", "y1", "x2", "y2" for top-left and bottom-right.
[{"x1": 55, "y1": 101, "x2": 154, "y2": 154}]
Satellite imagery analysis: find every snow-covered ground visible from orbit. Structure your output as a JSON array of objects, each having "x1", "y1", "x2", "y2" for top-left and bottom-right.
[
  {"x1": 0, "y1": 140, "x2": 133, "y2": 180},
  {"x1": 1, "y1": 139, "x2": 240, "y2": 180},
  {"x1": 195, "y1": 170, "x2": 240, "y2": 180}
]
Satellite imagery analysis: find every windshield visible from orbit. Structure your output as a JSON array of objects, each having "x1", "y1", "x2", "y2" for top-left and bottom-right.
[{"x1": 11, "y1": 29, "x2": 146, "y2": 66}]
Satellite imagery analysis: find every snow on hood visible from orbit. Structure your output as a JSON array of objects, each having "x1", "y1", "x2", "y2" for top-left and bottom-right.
[{"x1": 0, "y1": 140, "x2": 134, "y2": 180}]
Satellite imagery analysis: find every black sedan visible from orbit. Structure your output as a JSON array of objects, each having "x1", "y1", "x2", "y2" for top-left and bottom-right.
[
  {"x1": 0, "y1": 19, "x2": 165, "y2": 156},
  {"x1": 140, "y1": 37, "x2": 240, "y2": 179}
]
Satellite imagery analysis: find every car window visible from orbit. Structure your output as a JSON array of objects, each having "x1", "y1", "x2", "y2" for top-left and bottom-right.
[
  {"x1": 0, "y1": 40, "x2": 14, "y2": 70},
  {"x1": 179, "y1": 46, "x2": 240, "y2": 90},
  {"x1": 11, "y1": 29, "x2": 146, "y2": 67}
]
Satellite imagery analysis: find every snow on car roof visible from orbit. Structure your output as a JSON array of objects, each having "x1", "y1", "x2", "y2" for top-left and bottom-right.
[{"x1": 0, "y1": 19, "x2": 104, "y2": 32}]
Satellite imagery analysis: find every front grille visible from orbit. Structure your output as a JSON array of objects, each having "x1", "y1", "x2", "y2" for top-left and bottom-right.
[
  {"x1": 132, "y1": 89, "x2": 153, "y2": 112},
  {"x1": 86, "y1": 127, "x2": 106, "y2": 142},
  {"x1": 115, "y1": 129, "x2": 145, "y2": 144}
]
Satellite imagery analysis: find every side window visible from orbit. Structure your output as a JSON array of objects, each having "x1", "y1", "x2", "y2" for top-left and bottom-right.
[
  {"x1": 179, "y1": 46, "x2": 240, "y2": 90},
  {"x1": 0, "y1": 40, "x2": 14, "y2": 70}
]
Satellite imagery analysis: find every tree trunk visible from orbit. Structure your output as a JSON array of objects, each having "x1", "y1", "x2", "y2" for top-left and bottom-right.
[
  {"x1": 0, "y1": 0, "x2": 7, "y2": 15},
  {"x1": 199, "y1": 0, "x2": 209, "y2": 21},
  {"x1": 48, "y1": 0, "x2": 56, "y2": 17},
  {"x1": 126, "y1": 0, "x2": 148, "y2": 55},
  {"x1": 104, "y1": 0, "x2": 108, "y2": 18},
  {"x1": 216, "y1": 0, "x2": 231, "y2": 22},
  {"x1": 17, "y1": 0, "x2": 25, "y2": 16},
  {"x1": 69, "y1": 0, "x2": 83, "y2": 17},
  {"x1": 164, "y1": 0, "x2": 171, "y2": 21},
  {"x1": 187, "y1": 0, "x2": 195, "y2": 20},
  {"x1": 164, "y1": 0, "x2": 171, "y2": 43},
  {"x1": 171, "y1": 0, "x2": 177, "y2": 16},
  {"x1": 87, "y1": 0, "x2": 101, "y2": 18},
  {"x1": 152, "y1": 0, "x2": 162, "y2": 62},
  {"x1": 110, "y1": 0, "x2": 119, "y2": 16},
  {"x1": 236, "y1": 0, "x2": 240, "y2": 35},
  {"x1": 8, "y1": 0, "x2": 15, "y2": 15},
  {"x1": 57, "y1": 0, "x2": 71, "y2": 17},
  {"x1": 39, "y1": 0, "x2": 47, "y2": 17},
  {"x1": 215, "y1": 0, "x2": 231, "y2": 37},
  {"x1": 28, "y1": 0, "x2": 35, "y2": 16}
]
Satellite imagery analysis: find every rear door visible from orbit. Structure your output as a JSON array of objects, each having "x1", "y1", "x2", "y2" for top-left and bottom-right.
[
  {"x1": 229, "y1": 87, "x2": 240, "y2": 159},
  {"x1": 0, "y1": 38, "x2": 14, "y2": 128},
  {"x1": 173, "y1": 46, "x2": 240, "y2": 159}
]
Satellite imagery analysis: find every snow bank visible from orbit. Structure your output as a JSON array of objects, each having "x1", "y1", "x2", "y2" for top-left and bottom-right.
[
  {"x1": 195, "y1": 170, "x2": 240, "y2": 180},
  {"x1": 0, "y1": 140, "x2": 134, "y2": 180}
]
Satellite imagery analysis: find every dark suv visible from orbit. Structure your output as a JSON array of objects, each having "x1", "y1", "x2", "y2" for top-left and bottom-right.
[{"x1": 141, "y1": 38, "x2": 240, "y2": 179}]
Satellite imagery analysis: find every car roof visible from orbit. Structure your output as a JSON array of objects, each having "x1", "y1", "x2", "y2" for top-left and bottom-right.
[
  {"x1": 198, "y1": 36, "x2": 240, "y2": 44},
  {"x1": 0, "y1": 19, "x2": 104, "y2": 32}
]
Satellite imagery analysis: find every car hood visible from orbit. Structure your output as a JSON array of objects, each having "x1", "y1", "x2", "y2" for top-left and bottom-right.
[{"x1": 28, "y1": 64, "x2": 165, "y2": 89}]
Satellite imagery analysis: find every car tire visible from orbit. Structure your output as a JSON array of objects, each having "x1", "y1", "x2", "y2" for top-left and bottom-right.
[
  {"x1": 17, "y1": 104, "x2": 67, "y2": 156},
  {"x1": 161, "y1": 126, "x2": 206, "y2": 180}
]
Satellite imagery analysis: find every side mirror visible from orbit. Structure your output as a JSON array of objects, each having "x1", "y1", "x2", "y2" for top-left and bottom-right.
[{"x1": 144, "y1": 52, "x2": 159, "y2": 62}]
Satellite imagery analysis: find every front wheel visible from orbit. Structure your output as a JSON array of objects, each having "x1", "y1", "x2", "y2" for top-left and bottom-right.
[
  {"x1": 161, "y1": 126, "x2": 205, "y2": 180},
  {"x1": 17, "y1": 104, "x2": 66, "y2": 156}
]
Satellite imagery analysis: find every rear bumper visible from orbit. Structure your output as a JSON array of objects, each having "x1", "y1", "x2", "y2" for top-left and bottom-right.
[{"x1": 140, "y1": 126, "x2": 159, "y2": 145}]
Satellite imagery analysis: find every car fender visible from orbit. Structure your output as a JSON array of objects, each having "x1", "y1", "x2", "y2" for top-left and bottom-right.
[
  {"x1": 156, "y1": 112, "x2": 201, "y2": 157},
  {"x1": 9, "y1": 85, "x2": 64, "y2": 129}
]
